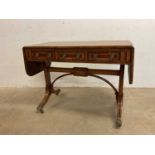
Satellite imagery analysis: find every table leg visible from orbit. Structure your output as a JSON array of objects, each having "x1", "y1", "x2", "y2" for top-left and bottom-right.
[
  {"x1": 37, "y1": 68, "x2": 61, "y2": 113},
  {"x1": 116, "y1": 65, "x2": 124, "y2": 127}
]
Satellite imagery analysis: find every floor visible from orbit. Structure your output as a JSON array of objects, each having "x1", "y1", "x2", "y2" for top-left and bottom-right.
[{"x1": 0, "y1": 87, "x2": 155, "y2": 135}]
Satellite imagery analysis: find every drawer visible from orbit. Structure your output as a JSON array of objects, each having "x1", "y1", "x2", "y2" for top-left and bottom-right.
[
  {"x1": 88, "y1": 50, "x2": 120, "y2": 63},
  {"x1": 55, "y1": 48, "x2": 85, "y2": 62},
  {"x1": 25, "y1": 48, "x2": 54, "y2": 61}
]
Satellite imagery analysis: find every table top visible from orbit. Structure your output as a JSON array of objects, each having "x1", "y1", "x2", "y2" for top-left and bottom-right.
[{"x1": 24, "y1": 40, "x2": 133, "y2": 48}]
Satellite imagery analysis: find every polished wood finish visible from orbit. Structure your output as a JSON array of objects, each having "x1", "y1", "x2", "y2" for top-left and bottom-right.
[{"x1": 23, "y1": 41, "x2": 134, "y2": 127}]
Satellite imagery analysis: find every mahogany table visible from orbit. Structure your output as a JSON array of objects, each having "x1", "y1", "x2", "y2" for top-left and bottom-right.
[{"x1": 23, "y1": 41, "x2": 134, "y2": 127}]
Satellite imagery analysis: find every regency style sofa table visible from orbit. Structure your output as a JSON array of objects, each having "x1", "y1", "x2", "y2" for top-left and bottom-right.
[{"x1": 23, "y1": 41, "x2": 134, "y2": 127}]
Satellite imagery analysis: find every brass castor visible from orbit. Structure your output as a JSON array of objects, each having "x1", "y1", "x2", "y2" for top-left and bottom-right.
[
  {"x1": 55, "y1": 89, "x2": 61, "y2": 95},
  {"x1": 36, "y1": 106, "x2": 44, "y2": 114},
  {"x1": 116, "y1": 118, "x2": 122, "y2": 128}
]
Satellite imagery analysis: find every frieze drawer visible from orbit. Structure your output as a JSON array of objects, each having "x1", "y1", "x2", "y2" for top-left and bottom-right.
[
  {"x1": 55, "y1": 49, "x2": 85, "y2": 61},
  {"x1": 88, "y1": 51, "x2": 120, "y2": 62},
  {"x1": 25, "y1": 48, "x2": 54, "y2": 61}
]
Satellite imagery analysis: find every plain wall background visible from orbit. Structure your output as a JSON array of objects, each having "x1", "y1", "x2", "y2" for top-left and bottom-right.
[{"x1": 0, "y1": 19, "x2": 155, "y2": 88}]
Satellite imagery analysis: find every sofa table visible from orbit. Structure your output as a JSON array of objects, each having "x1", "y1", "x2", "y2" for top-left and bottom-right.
[{"x1": 23, "y1": 41, "x2": 134, "y2": 127}]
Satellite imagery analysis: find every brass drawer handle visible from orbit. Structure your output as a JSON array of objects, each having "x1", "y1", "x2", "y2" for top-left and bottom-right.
[
  {"x1": 109, "y1": 53, "x2": 118, "y2": 60},
  {"x1": 93, "y1": 54, "x2": 98, "y2": 59},
  {"x1": 35, "y1": 53, "x2": 39, "y2": 57},
  {"x1": 35, "y1": 52, "x2": 51, "y2": 58},
  {"x1": 92, "y1": 54, "x2": 109, "y2": 60},
  {"x1": 60, "y1": 53, "x2": 81, "y2": 59},
  {"x1": 47, "y1": 53, "x2": 52, "y2": 58},
  {"x1": 60, "y1": 53, "x2": 66, "y2": 59},
  {"x1": 76, "y1": 53, "x2": 81, "y2": 59}
]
